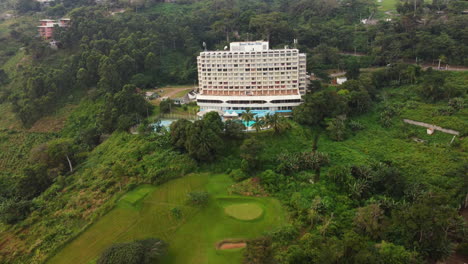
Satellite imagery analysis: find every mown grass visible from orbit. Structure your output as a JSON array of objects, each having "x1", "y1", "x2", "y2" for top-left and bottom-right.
[
  {"x1": 224, "y1": 203, "x2": 264, "y2": 221},
  {"x1": 377, "y1": 0, "x2": 397, "y2": 12},
  {"x1": 118, "y1": 185, "x2": 156, "y2": 207},
  {"x1": 173, "y1": 88, "x2": 192, "y2": 98},
  {"x1": 47, "y1": 174, "x2": 287, "y2": 264}
]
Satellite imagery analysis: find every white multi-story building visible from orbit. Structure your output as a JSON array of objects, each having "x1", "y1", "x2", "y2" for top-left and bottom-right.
[{"x1": 196, "y1": 41, "x2": 307, "y2": 112}]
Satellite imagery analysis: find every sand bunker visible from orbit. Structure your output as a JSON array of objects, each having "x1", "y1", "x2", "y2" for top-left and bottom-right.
[
  {"x1": 217, "y1": 240, "x2": 247, "y2": 250},
  {"x1": 218, "y1": 242, "x2": 247, "y2": 250}
]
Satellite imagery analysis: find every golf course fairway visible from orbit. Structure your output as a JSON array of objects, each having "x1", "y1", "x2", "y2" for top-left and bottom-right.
[{"x1": 46, "y1": 173, "x2": 288, "y2": 264}]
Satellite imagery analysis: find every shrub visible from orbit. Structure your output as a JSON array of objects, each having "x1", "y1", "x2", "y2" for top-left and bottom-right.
[
  {"x1": 268, "y1": 225, "x2": 299, "y2": 246},
  {"x1": 379, "y1": 105, "x2": 399, "y2": 128},
  {"x1": 229, "y1": 169, "x2": 249, "y2": 182},
  {"x1": 436, "y1": 106, "x2": 455, "y2": 116},
  {"x1": 276, "y1": 151, "x2": 330, "y2": 175},
  {"x1": 456, "y1": 242, "x2": 468, "y2": 257},
  {"x1": 243, "y1": 237, "x2": 273, "y2": 264},
  {"x1": 187, "y1": 191, "x2": 209, "y2": 206},
  {"x1": 98, "y1": 238, "x2": 167, "y2": 264},
  {"x1": 326, "y1": 115, "x2": 347, "y2": 141},
  {"x1": 126, "y1": 183, "x2": 138, "y2": 191},
  {"x1": 0, "y1": 199, "x2": 31, "y2": 225},
  {"x1": 348, "y1": 120, "x2": 365, "y2": 131},
  {"x1": 448, "y1": 97, "x2": 465, "y2": 111},
  {"x1": 171, "y1": 207, "x2": 182, "y2": 219}
]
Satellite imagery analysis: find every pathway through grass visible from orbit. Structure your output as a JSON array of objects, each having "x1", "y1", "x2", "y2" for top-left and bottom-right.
[{"x1": 47, "y1": 174, "x2": 287, "y2": 264}]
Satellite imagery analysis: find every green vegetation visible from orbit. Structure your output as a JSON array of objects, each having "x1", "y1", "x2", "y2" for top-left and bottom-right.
[
  {"x1": 98, "y1": 238, "x2": 167, "y2": 264},
  {"x1": 0, "y1": 132, "x2": 195, "y2": 263},
  {"x1": 46, "y1": 174, "x2": 287, "y2": 264},
  {"x1": 0, "y1": 0, "x2": 467, "y2": 263},
  {"x1": 0, "y1": 129, "x2": 56, "y2": 175}
]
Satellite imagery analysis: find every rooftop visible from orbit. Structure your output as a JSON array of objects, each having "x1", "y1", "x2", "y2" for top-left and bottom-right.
[{"x1": 230, "y1": 41, "x2": 269, "y2": 52}]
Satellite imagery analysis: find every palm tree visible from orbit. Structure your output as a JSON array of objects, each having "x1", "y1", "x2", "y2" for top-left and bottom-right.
[
  {"x1": 241, "y1": 108, "x2": 254, "y2": 128},
  {"x1": 252, "y1": 116, "x2": 264, "y2": 133},
  {"x1": 438, "y1": 55, "x2": 447, "y2": 69},
  {"x1": 265, "y1": 113, "x2": 290, "y2": 134}
]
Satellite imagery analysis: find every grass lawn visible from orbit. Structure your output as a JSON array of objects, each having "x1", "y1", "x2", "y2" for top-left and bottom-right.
[
  {"x1": 377, "y1": 0, "x2": 397, "y2": 12},
  {"x1": 46, "y1": 173, "x2": 288, "y2": 264},
  {"x1": 173, "y1": 88, "x2": 192, "y2": 98}
]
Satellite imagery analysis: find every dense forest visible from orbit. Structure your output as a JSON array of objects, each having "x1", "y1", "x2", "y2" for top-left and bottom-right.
[{"x1": 0, "y1": 0, "x2": 467, "y2": 263}]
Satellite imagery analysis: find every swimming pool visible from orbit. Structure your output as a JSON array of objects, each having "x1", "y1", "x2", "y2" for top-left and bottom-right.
[{"x1": 150, "y1": 119, "x2": 178, "y2": 131}]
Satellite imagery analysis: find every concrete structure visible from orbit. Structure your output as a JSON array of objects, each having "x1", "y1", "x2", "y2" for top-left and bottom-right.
[
  {"x1": 38, "y1": 18, "x2": 70, "y2": 39},
  {"x1": 337, "y1": 77, "x2": 347, "y2": 85},
  {"x1": 196, "y1": 41, "x2": 307, "y2": 112}
]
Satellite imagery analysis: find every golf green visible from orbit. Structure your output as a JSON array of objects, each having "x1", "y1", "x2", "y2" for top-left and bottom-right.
[
  {"x1": 224, "y1": 203, "x2": 264, "y2": 221},
  {"x1": 46, "y1": 174, "x2": 288, "y2": 264}
]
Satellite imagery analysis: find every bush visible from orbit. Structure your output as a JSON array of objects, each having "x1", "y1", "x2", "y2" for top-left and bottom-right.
[
  {"x1": 160, "y1": 99, "x2": 173, "y2": 113},
  {"x1": 0, "y1": 199, "x2": 31, "y2": 225},
  {"x1": 243, "y1": 237, "x2": 273, "y2": 264},
  {"x1": 229, "y1": 169, "x2": 249, "y2": 182},
  {"x1": 456, "y1": 242, "x2": 468, "y2": 257},
  {"x1": 326, "y1": 115, "x2": 347, "y2": 141},
  {"x1": 379, "y1": 105, "x2": 399, "y2": 128},
  {"x1": 126, "y1": 183, "x2": 138, "y2": 191},
  {"x1": 268, "y1": 225, "x2": 299, "y2": 246},
  {"x1": 187, "y1": 191, "x2": 209, "y2": 206},
  {"x1": 171, "y1": 207, "x2": 182, "y2": 219},
  {"x1": 348, "y1": 120, "x2": 365, "y2": 131},
  {"x1": 98, "y1": 238, "x2": 167, "y2": 264},
  {"x1": 448, "y1": 97, "x2": 465, "y2": 111}
]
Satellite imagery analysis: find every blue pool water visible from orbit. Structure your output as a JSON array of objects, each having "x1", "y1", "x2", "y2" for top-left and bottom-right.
[{"x1": 159, "y1": 120, "x2": 176, "y2": 127}]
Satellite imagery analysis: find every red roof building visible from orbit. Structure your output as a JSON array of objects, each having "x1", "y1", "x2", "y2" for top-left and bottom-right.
[{"x1": 37, "y1": 18, "x2": 70, "y2": 39}]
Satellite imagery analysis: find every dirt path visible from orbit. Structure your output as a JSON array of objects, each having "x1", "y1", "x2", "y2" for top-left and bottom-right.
[{"x1": 150, "y1": 86, "x2": 195, "y2": 105}]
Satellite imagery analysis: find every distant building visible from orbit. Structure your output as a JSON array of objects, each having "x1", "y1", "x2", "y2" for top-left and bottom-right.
[
  {"x1": 196, "y1": 41, "x2": 307, "y2": 112},
  {"x1": 35, "y1": 0, "x2": 55, "y2": 6},
  {"x1": 187, "y1": 90, "x2": 197, "y2": 101},
  {"x1": 360, "y1": 19, "x2": 378, "y2": 25},
  {"x1": 37, "y1": 18, "x2": 70, "y2": 40},
  {"x1": 337, "y1": 77, "x2": 347, "y2": 85}
]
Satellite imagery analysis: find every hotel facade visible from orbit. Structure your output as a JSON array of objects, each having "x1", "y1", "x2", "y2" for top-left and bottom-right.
[{"x1": 196, "y1": 41, "x2": 307, "y2": 112}]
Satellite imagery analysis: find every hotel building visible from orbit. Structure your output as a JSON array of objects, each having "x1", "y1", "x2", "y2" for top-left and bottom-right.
[{"x1": 196, "y1": 41, "x2": 307, "y2": 112}]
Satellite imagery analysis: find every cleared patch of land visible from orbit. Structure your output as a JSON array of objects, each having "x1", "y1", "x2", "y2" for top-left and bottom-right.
[
  {"x1": 46, "y1": 174, "x2": 287, "y2": 264},
  {"x1": 149, "y1": 85, "x2": 195, "y2": 105}
]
